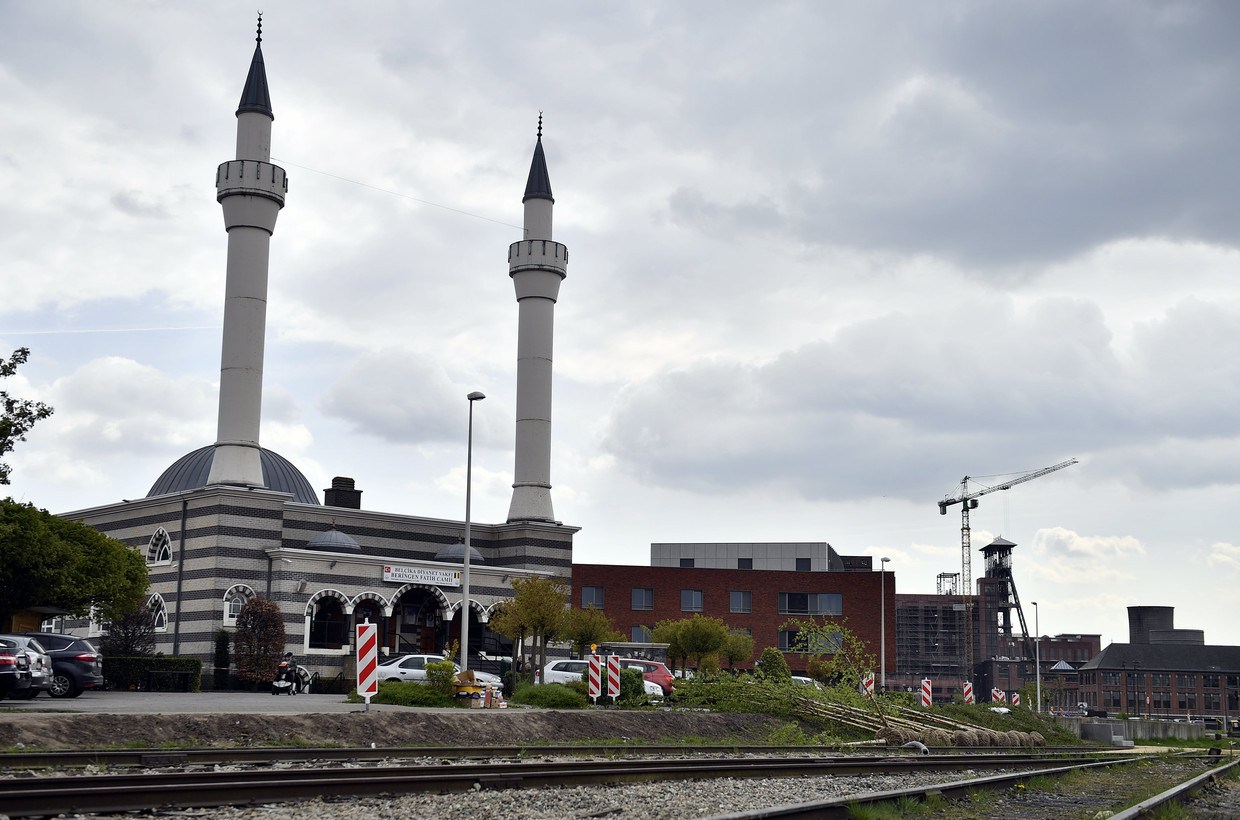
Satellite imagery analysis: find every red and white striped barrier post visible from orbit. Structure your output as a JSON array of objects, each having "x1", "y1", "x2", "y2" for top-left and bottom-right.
[
  {"x1": 356, "y1": 621, "x2": 378, "y2": 711},
  {"x1": 1011, "y1": 692, "x2": 1021, "y2": 707},
  {"x1": 920, "y1": 678, "x2": 932, "y2": 708},
  {"x1": 587, "y1": 655, "x2": 602, "y2": 702},
  {"x1": 991, "y1": 688, "x2": 1006, "y2": 703},
  {"x1": 861, "y1": 672, "x2": 875, "y2": 700},
  {"x1": 963, "y1": 680, "x2": 974, "y2": 704},
  {"x1": 607, "y1": 656, "x2": 621, "y2": 699}
]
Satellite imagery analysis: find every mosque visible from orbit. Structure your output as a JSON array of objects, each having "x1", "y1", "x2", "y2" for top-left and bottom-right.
[{"x1": 53, "y1": 22, "x2": 575, "y2": 682}]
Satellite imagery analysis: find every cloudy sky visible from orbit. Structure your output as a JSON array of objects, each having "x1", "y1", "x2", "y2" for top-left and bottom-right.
[{"x1": 2, "y1": 1, "x2": 1237, "y2": 648}]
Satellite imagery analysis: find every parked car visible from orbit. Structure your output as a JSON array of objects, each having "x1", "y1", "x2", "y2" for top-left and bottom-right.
[
  {"x1": 542, "y1": 659, "x2": 590, "y2": 685},
  {"x1": 0, "y1": 638, "x2": 33, "y2": 699},
  {"x1": 616, "y1": 658, "x2": 676, "y2": 696},
  {"x1": 15, "y1": 633, "x2": 104, "y2": 698},
  {"x1": 377, "y1": 654, "x2": 501, "y2": 685},
  {"x1": 790, "y1": 675, "x2": 824, "y2": 690},
  {"x1": 541, "y1": 659, "x2": 665, "y2": 700},
  {"x1": 0, "y1": 636, "x2": 54, "y2": 698},
  {"x1": 0, "y1": 639, "x2": 32, "y2": 696}
]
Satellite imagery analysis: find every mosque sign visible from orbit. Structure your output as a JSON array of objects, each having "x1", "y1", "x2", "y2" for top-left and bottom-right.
[{"x1": 383, "y1": 565, "x2": 461, "y2": 587}]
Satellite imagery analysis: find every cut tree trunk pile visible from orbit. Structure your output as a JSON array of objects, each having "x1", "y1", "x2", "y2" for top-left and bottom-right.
[{"x1": 792, "y1": 697, "x2": 1046, "y2": 748}]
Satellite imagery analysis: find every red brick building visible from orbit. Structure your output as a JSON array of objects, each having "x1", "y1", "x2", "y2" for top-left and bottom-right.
[{"x1": 571, "y1": 562, "x2": 894, "y2": 675}]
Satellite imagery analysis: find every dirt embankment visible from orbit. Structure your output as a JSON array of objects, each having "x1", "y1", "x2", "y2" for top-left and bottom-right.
[{"x1": 0, "y1": 709, "x2": 785, "y2": 751}]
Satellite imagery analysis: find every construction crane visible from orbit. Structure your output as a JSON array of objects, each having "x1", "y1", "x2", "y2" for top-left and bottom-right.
[{"x1": 937, "y1": 458, "x2": 1078, "y2": 674}]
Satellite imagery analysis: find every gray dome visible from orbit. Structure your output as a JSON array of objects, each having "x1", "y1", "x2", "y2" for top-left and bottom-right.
[
  {"x1": 306, "y1": 526, "x2": 360, "y2": 553},
  {"x1": 147, "y1": 444, "x2": 320, "y2": 505},
  {"x1": 433, "y1": 542, "x2": 485, "y2": 564}
]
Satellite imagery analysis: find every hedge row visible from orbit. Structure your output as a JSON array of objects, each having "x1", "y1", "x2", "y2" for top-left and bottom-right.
[{"x1": 103, "y1": 656, "x2": 203, "y2": 692}]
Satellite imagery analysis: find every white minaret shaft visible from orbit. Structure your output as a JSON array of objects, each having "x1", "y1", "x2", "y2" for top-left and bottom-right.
[
  {"x1": 208, "y1": 22, "x2": 287, "y2": 488},
  {"x1": 507, "y1": 118, "x2": 566, "y2": 523}
]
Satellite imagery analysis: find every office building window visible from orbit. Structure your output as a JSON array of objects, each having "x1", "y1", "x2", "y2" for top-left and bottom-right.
[
  {"x1": 796, "y1": 557, "x2": 811, "y2": 571},
  {"x1": 780, "y1": 628, "x2": 842, "y2": 653},
  {"x1": 582, "y1": 586, "x2": 604, "y2": 609},
  {"x1": 631, "y1": 625, "x2": 652, "y2": 642},
  {"x1": 1176, "y1": 674, "x2": 1194, "y2": 689},
  {"x1": 680, "y1": 558, "x2": 694, "y2": 568},
  {"x1": 1204, "y1": 675, "x2": 1220, "y2": 688},
  {"x1": 1178, "y1": 692, "x2": 1197, "y2": 711},
  {"x1": 778, "y1": 592, "x2": 842, "y2": 616},
  {"x1": 681, "y1": 589, "x2": 703, "y2": 612},
  {"x1": 729, "y1": 591, "x2": 752, "y2": 614},
  {"x1": 631, "y1": 587, "x2": 654, "y2": 610},
  {"x1": 738, "y1": 558, "x2": 752, "y2": 570}
]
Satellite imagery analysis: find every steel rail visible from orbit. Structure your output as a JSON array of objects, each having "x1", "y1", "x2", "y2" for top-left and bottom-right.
[
  {"x1": 706, "y1": 755, "x2": 1175, "y2": 818},
  {"x1": 0, "y1": 743, "x2": 1114, "y2": 770},
  {"x1": 1109, "y1": 754, "x2": 1240, "y2": 819},
  {"x1": 0, "y1": 752, "x2": 1146, "y2": 817}
]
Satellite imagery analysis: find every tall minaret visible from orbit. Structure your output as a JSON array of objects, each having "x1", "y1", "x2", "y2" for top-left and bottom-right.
[
  {"x1": 207, "y1": 17, "x2": 287, "y2": 489},
  {"x1": 507, "y1": 116, "x2": 566, "y2": 523}
]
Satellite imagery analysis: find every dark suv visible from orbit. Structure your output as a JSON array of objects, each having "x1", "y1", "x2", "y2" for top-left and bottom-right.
[{"x1": 17, "y1": 633, "x2": 103, "y2": 698}]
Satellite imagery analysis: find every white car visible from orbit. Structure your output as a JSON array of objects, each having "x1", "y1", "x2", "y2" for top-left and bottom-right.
[
  {"x1": 377, "y1": 654, "x2": 501, "y2": 685},
  {"x1": 542, "y1": 659, "x2": 664, "y2": 700},
  {"x1": 542, "y1": 659, "x2": 590, "y2": 685}
]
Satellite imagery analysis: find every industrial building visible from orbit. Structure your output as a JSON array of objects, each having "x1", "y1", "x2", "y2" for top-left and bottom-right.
[{"x1": 1078, "y1": 607, "x2": 1240, "y2": 720}]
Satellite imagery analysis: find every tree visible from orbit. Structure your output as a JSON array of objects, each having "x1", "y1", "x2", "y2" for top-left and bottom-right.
[
  {"x1": 100, "y1": 603, "x2": 157, "y2": 657},
  {"x1": 487, "y1": 576, "x2": 567, "y2": 681},
  {"x1": 561, "y1": 607, "x2": 622, "y2": 658},
  {"x1": 678, "y1": 614, "x2": 730, "y2": 671},
  {"x1": 0, "y1": 500, "x2": 147, "y2": 626},
  {"x1": 722, "y1": 631, "x2": 755, "y2": 672},
  {"x1": 652, "y1": 619, "x2": 688, "y2": 673},
  {"x1": 233, "y1": 597, "x2": 285, "y2": 683},
  {"x1": 782, "y1": 616, "x2": 875, "y2": 690},
  {"x1": 1, "y1": 347, "x2": 53, "y2": 485}
]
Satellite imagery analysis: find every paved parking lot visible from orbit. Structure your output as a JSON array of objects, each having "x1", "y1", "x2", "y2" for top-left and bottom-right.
[{"x1": 3, "y1": 691, "x2": 418, "y2": 714}]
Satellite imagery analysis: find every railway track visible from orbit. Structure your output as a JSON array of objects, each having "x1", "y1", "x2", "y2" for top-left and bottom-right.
[
  {"x1": 713, "y1": 752, "x2": 1240, "y2": 819},
  {"x1": 0, "y1": 742, "x2": 1110, "y2": 770},
  {"x1": 0, "y1": 748, "x2": 1154, "y2": 818}
]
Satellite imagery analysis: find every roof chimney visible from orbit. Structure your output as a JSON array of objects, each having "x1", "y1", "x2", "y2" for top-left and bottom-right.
[{"x1": 324, "y1": 476, "x2": 362, "y2": 509}]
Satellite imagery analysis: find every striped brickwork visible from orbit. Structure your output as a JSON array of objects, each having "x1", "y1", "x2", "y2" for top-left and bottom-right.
[{"x1": 56, "y1": 486, "x2": 576, "y2": 682}]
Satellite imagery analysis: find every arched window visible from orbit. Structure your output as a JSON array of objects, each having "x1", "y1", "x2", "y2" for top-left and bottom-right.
[
  {"x1": 147, "y1": 528, "x2": 173, "y2": 565},
  {"x1": 147, "y1": 593, "x2": 168, "y2": 632},
  {"x1": 222, "y1": 585, "x2": 255, "y2": 625},
  {"x1": 309, "y1": 597, "x2": 347, "y2": 650}
]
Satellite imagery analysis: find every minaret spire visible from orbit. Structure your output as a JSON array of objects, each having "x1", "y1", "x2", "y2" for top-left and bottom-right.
[
  {"x1": 207, "y1": 20, "x2": 288, "y2": 489},
  {"x1": 507, "y1": 115, "x2": 567, "y2": 523},
  {"x1": 523, "y1": 113, "x2": 554, "y2": 207}
]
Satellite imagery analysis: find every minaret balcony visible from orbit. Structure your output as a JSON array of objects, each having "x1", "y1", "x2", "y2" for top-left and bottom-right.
[
  {"x1": 508, "y1": 239, "x2": 568, "y2": 276},
  {"x1": 216, "y1": 160, "x2": 287, "y2": 206}
]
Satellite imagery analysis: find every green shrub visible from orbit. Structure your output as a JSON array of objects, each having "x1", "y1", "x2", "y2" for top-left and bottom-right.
[
  {"x1": 346, "y1": 680, "x2": 457, "y2": 707},
  {"x1": 425, "y1": 660, "x2": 456, "y2": 696},
  {"x1": 510, "y1": 682, "x2": 588, "y2": 709},
  {"x1": 755, "y1": 647, "x2": 791, "y2": 681}
]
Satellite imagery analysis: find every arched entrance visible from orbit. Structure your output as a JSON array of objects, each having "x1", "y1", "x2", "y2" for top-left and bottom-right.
[
  {"x1": 389, "y1": 585, "x2": 450, "y2": 655},
  {"x1": 351, "y1": 594, "x2": 387, "y2": 651}
]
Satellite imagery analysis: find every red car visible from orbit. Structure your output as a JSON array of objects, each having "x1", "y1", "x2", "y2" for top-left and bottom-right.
[{"x1": 617, "y1": 658, "x2": 675, "y2": 696}]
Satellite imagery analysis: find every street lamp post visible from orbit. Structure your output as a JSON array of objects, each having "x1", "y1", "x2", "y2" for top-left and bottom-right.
[
  {"x1": 1032, "y1": 601, "x2": 1041, "y2": 713},
  {"x1": 880, "y1": 557, "x2": 890, "y2": 691},
  {"x1": 459, "y1": 391, "x2": 485, "y2": 673}
]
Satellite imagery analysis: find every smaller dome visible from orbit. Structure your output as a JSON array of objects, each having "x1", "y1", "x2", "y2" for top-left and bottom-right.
[
  {"x1": 306, "y1": 526, "x2": 360, "y2": 553},
  {"x1": 434, "y1": 542, "x2": 484, "y2": 564}
]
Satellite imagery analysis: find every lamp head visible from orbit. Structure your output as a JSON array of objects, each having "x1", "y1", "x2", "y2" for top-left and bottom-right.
[{"x1": 467, "y1": 391, "x2": 486, "y2": 402}]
